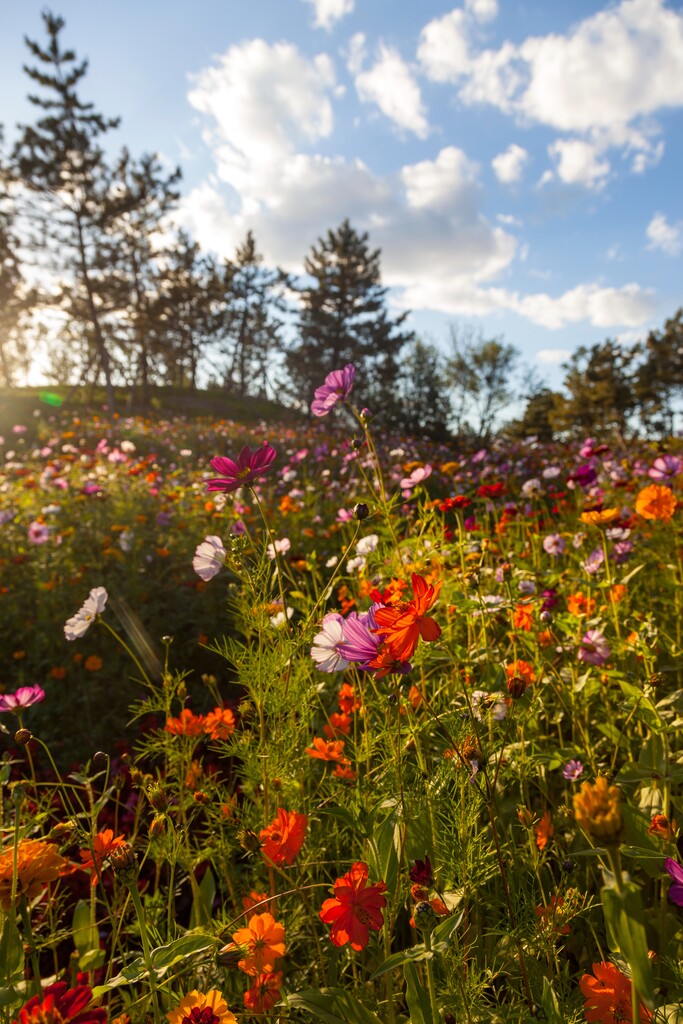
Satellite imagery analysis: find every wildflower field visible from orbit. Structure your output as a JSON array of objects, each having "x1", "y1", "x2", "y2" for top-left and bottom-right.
[{"x1": 1, "y1": 369, "x2": 682, "y2": 1024}]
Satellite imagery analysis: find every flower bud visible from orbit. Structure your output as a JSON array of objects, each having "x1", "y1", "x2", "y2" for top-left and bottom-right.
[
  {"x1": 353, "y1": 503, "x2": 369, "y2": 521},
  {"x1": 109, "y1": 842, "x2": 138, "y2": 885},
  {"x1": 14, "y1": 728, "x2": 32, "y2": 746},
  {"x1": 507, "y1": 676, "x2": 527, "y2": 699},
  {"x1": 517, "y1": 806, "x2": 534, "y2": 828},
  {"x1": 149, "y1": 814, "x2": 166, "y2": 838},
  {"x1": 147, "y1": 783, "x2": 168, "y2": 813},
  {"x1": 238, "y1": 828, "x2": 261, "y2": 854},
  {"x1": 216, "y1": 942, "x2": 243, "y2": 969},
  {"x1": 93, "y1": 751, "x2": 108, "y2": 768},
  {"x1": 414, "y1": 900, "x2": 438, "y2": 933},
  {"x1": 648, "y1": 814, "x2": 677, "y2": 842}
]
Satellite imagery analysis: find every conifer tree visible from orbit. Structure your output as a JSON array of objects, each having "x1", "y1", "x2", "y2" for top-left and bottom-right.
[
  {"x1": 397, "y1": 339, "x2": 452, "y2": 440},
  {"x1": 634, "y1": 310, "x2": 683, "y2": 436},
  {"x1": 552, "y1": 340, "x2": 639, "y2": 438},
  {"x1": 286, "y1": 219, "x2": 413, "y2": 420},
  {"x1": 12, "y1": 11, "x2": 120, "y2": 406}
]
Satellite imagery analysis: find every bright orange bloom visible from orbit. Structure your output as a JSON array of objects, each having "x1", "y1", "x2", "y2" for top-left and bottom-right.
[
  {"x1": 535, "y1": 811, "x2": 553, "y2": 851},
  {"x1": 242, "y1": 891, "x2": 273, "y2": 918},
  {"x1": 580, "y1": 508, "x2": 620, "y2": 526},
  {"x1": 259, "y1": 808, "x2": 308, "y2": 866},
  {"x1": 337, "y1": 683, "x2": 361, "y2": 714},
  {"x1": 373, "y1": 573, "x2": 441, "y2": 661},
  {"x1": 567, "y1": 592, "x2": 596, "y2": 617},
  {"x1": 506, "y1": 660, "x2": 537, "y2": 685},
  {"x1": 203, "y1": 707, "x2": 236, "y2": 741},
  {"x1": 84, "y1": 655, "x2": 103, "y2": 672},
  {"x1": 305, "y1": 737, "x2": 350, "y2": 764},
  {"x1": 231, "y1": 912, "x2": 286, "y2": 975},
  {"x1": 243, "y1": 971, "x2": 283, "y2": 1014},
  {"x1": 185, "y1": 760, "x2": 203, "y2": 790},
  {"x1": 332, "y1": 763, "x2": 357, "y2": 781},
  {"x1": 165, "y1": 709, "x2": 206, "y2": 737},
  {"x1": 323, "y1": 712, "x2": 352, "y2": 738},
  {"x1": 580, "y1": 962, "x2": 652, "y2": 1023},
  {"x1": 79, "y1": 829, "x2": 127, "y2": 886},
  {"x1": 635, "y1": 483, "x2": 677, "y2": 522},
  {"x1": 0, "y1": 838, "x2": 68, "y2": 911},
  {"x1": 166, "y1": 989, "x2": 236, "y2": 1024},
  {"x1": 366, "y1": 643, "x2": 412, "y2": 679},
  {"x1": 607, "y1": 584, "x2": 627, "y2": 605},
  {"x1": 512, "y1": 603, "x2": 534, "y2": 631},
  {"x1": 319, "y1": 861, "x2": 387, "y2": 950},
  {"x1": 648, "y1": 814, "x2": 677, "y2": 842}
]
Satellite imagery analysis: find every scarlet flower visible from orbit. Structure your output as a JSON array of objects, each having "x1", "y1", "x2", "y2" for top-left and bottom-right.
[
  {"x1": 305, "y1": 737, "x2": 350, "y2": 764},
  {"x1": 534, "y1": 811, "x2": 554, "y2": 851},
  {"x1": 319, "y1": 861, "x2": 387, "y2": 950},
  {"x1": 165, "y1": 709, "x2": 206, "y2": 737},
  {"x1": 13, "y1": 981, "x2": 107, "y2": 1024},
  {"x1": 373, "y1": 573, "x2": 442, "y2": 661},
  {"x1": 580, "y1": 962, "x2": 652, "y2": 1023},
  {"x1": 231, "y1": 912, "x2": 286, "y2": 975},
  {"x1": 512, "y1": 603, "x2": 534, "y2": 632},
  {"x1": 260, "y1": 808, "x2": 308, "y2": 866},
  {"x1": 243, "y1": 971, "x2": 283, "y2": 1014},
  {"x1": 166, "y1": 989, "x2": 236, "y2": 1024},
  {"x1": 79, "y1": 829, "x2": 127, "y2": 886},
  {"x1": 323, "y1": 712, "x2": 352, "y2": 738},
  {"x1": 338, "y1": 683, "x2": 361, "y2": 714},
  {"x1": 203, "y1": 707, "x2": 236, "y2": 741},
  {"x1": 648, "y1": 814, "x2": 677, "y2": 842},
  {"x1": 505, "y1": 660, "x2": 537, "y2": 685}
]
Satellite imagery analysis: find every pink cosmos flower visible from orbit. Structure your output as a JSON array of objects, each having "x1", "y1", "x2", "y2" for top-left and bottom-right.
[
  {"x1": 400, "y1": 465, "x2": 432, "y2": 491},
  {"x1": 578, "y1": 629, "x2": 611, "y2": 666},
  {"x1": 311, "y1": 365, "x2": 355, "y2": 417},
  {"x1": 206, "y1": 443, "x2": 277, "y2": 493},
  {"x1": 27, "y1": 522, "x2": 50, "y2": 545},
  {"x1": 193, "y1": 536, "x2": 227, "y2": 581},
  {"x1": 649, "y1": 455, "x2": 682, "y2": 482},
  {"x1": 0, "y1": 684, "x2": 45, "y2": 713}
]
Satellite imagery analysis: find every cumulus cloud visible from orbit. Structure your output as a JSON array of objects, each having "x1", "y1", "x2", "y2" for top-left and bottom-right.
[
  {"x1": 492, "y1": 143, "x2": 529, "y2": 183},
  {"x1": 646, "y1": 212, "x2": 683, "y2": 256},
  {"x1": 536, "y1": 348, "x2": 572, "y2": 365},
  {"x1": 465, "y1": 0, "x2": 499, "y2": 22},
  {"x1": 417, "y1": 9, "x2": 472, "y2": 82},
  {"x1": 546, "y1": 138, "x2": 611, "y2": 188},
  {"x1": 354, "y1": 43, "x2": 429, "y2": 137},
  {"x1": 302, "y1": 0, "x2": 354, "y2": 30}
]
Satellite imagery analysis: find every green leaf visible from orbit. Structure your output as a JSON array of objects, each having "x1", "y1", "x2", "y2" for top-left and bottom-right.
[
  {"x1": 92, "y1": 934, "x2": 215, "y2": 994},
  {"x1": 286, "y1": 988, "x2": 383, "y2": 1024},
  {"x1": 0, "y1": 915, "x2": 24, "y2": 982},
  {"x1": 190, "y1": 868, "x2": 216, "y2": 930},
  {"x1": 371, "y1": 945, "x2": 433, "y2": 979},
  {"x1": 540, "y1": 978, "x2": 563, "y2": 1024},
  {"x1": 652, "y1": 1005, "x2": 683, "y2": 1023},
  {"x1": 601, "y1": 882, "x2": 655, "y2": 1010},
  {"x1": 404, "y1": 961, "x2": 437, "y2": 1024},
  {"x1": 72, "y1": 899, "x2": 99, "y2": 959},
  {"x1": 0, "y1": 986, "x2": 22, "y2": 1010},
  {"x1": 367, "y1": 806, "x2": 400, "y2": 897}
]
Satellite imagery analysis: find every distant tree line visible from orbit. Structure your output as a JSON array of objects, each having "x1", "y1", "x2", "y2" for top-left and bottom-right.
[{"x1": 0, "y1": 12, "x2": 680, "y2": 441}]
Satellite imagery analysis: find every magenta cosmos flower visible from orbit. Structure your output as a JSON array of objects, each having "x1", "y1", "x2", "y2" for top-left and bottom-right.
[
  {"x1": 311, "y1": 365, "x2": 355, "y2": 416},
  {"x1": 665, "y1": 858, "x2": 683, "y2": 907},
  {"x1": 206, "y1": 443, "x2": 277, "y2": 493},
  {"x1": 578, "y1": 629, "x2": 611, "y2": 666},
  {"x1": 0, "y1": 684, "x2": 45, "y2": 713}
]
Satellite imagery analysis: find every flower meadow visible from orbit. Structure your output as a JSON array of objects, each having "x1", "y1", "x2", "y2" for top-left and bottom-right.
[{"x1": 1, "y1": 374, "x2": 683, "y2": 1024}]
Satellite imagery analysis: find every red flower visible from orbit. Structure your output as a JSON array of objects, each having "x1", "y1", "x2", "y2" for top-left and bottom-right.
[
  {"x1": 319, "y1": 861, "x2": 387, "y2": 950},
  {"x1": 13, "y1": 981, "x2": 106, "y2": 1024},
  {"x1": 373, "y1": 573, "x2": 441, "y2": 661},
  {"x1": 243, "y1": 971, "x2": 283, "y2": 1014},
  {"x1": 79, "y1": 829, "x2": 127, "y2": 885},
  {"x1": 259, "y1": 808, "x2": 308, "y2": 866},
  {"x1": 580, "y1": 962, "x2": 652, "y2": 1023}
]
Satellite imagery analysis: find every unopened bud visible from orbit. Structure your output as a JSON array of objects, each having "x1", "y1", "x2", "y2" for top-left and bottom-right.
[
  {"x1": 147, "y1": 783, "x2": 168, "y2": 813},
  {"x1": 14, "y1": 728, "x2": 32, "y2": 746},
  {"x1": 507, "y1": 676, "x2": 527, "y2": 700},
  {"x1": 93, "y1": 751, "x2": 108, "y2": 768},
  {"x1": 237, "y1": 828, "x2": 261, "y2": 854},
  {"x1": 353, "y1": 502, "x2": 369, "y2": 521},
  {"x1": 414, "y1": 901, "x2": 438, "y2": 933},
  {"x1": 129, "y1": 768, "x2": 144, "y2": 786},
  {"x1": 109, "y1": 842, "x2": 138, "y2": 885},
  {"x1": 149, "y1": 814, "x2": 166, "y2": 838},
  {"x1": 517, "y1": 806, "x2": 534, "y2": 828},
  {"x1": 216, "y1": 942, "x2": 243, "y2": 969}
]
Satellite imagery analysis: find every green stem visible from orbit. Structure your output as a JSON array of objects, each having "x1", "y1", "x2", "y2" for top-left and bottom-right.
[
  {"x1": 128, "y1": 881, "x2": 162, "y2": 1024},
  {"x1": 18, "y1": 898, "x2": 43, "y2": 999},
  {"x1": 422, "y1": 930, "x2": 440, "y2": 1022}
]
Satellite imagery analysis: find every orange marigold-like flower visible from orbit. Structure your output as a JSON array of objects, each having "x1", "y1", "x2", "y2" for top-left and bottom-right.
[
  {"x1": 165, "y1": 709, "x2": 206, "y2": 737},
  {"x1": 567, "y1": 592, "x2": 596, "y2": 617},
  {"x1": 84, "y1": 655, "x2": 103, "y2": 672},
  {"x1": 580, "y1": 508, "x2": 620, "y2": 527},
  {"x1": 506, "y1": 660, "x2": 537, "y2": 685},
  {"x1": 635, "y1": 483, "x2": 677, "y2": 522},
  {"x1": 512, "y1": 603, "x2": 534, "y2": 631},
  {"x1": 0, "y1": 838, "x2": 68, "y2": 911},
  {"x1": 203, "y1": 707, "x2": 236, "y2": 741},
  {"x1": 79, "y1": 829, "x2": 127, "y2": 886},
  {"x1": 373, "y1": 573, "x2": 441, "y2": 661},
  {"x1": 580, "y1": 962, "x2": 652, "y2": 1024},
  {"x1": 231, "y1": 912, "x2": 286, "y2": 976},
  {"x1": 534, "y1": 811, "x2": 554, "y2": 851},
  {"x1": 243, "y1": 971, "x2": 283, "y2": 1014},
  {"x1": 305, "y1": 737, "x2": 350, "y2": 764},
  {"x1": 323, "y1": 712, "x2": 352, "y2": 738},
  {"x1": 166, "y1": 989, "x2": 236, "y2": 1024},
  {"x1": 573, "y1": 777, "x2": 622, "y2": 841},
  {"x1": 319, "y1": 861, "x2": 387, "y2": 951},
  {"x1": 259, "y1": 808, "x2": 308, "y2": 866}
]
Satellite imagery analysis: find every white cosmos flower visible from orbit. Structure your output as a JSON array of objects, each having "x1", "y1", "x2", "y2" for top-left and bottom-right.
[
  {"x1": 64, "y1": 586, "x2": 108, "y2": 641},
  {"x1": 266, "y1": 537, "x2": 291, "y2": 559},
  {"x1": 193, "y1": 535, "x2": 226, "y2": 581},
  {"x1": 310, "y1": 614, "x2": 349, "y2": 673},
  {"x1": 356, "y1": 533, "x2": 379, "y2": 556}
]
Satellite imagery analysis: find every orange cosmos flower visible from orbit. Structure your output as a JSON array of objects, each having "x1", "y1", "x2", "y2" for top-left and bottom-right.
[
  {"x1": 243, "y1": 971, "x2": 283, "y2": 1014},
  {"x1": 648, "y1": 814, "x2": 677, "y2": 842},
  {"x1": 512, "y1": 603, "x2": 534, "y2": 631},
  {"x1": 0, "y1": 838, "x2": 68, "y2": 911},
  {"x1": 319, "y1": 861, "x2": 387, "y2": 951},
  {"x1": 580, "y1": 508, "x2": 620, "y2": 527},
  {"x1": 323, "y1": 712, "x2": 352, "y2": 738},
  {"x1": 259, "y1": 808, "x2": 308, "y2": 866},
  {"x1": 166, "y1": 989, "x2": 236, "y2": 1024},
  {"x1": 567, "y1": 591, "x2": 596, "y2": 617},
  {"x1": 373, "y1": 573, "x2": 441, "y2": 661},
  {"x1": 231, "y1": 912, "x2": 286, "y2": 975},
  {"x1": 84, "y1": 655, "x2": 103, "y2": 672},
  {"x1": 305, "y1": 737, "x2": 350, "y2": 764},
  {"x1": 79, "y1": 829, "x2": 127, "y2": 885},
  {"x1": 580, "y1": 962, "x2": 652, "y2": 1024},
  {"x1": 165, "y1": 709, "x2": 206, "y2": 737},
  {"x1": 337, "y1": 682, "x2": 361, "y2": 714},
  {"x1": 534, "y1": 811, "x2": 554, "y2": 851},
  {"x1": 203, "y1": 707, "x2": 236, "y2": 741},
  {"x1": 242, "y1": 891, "x2": 273, "y2": 918},
  {"x1": 635, "y1": 483, "x2": 677, "y2": 522},
  {"x1": 506, "y1": 660, "x2": 537, "y2": 685}
]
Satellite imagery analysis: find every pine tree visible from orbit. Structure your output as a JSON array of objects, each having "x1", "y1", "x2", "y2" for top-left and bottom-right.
[
  {"x1": 397, "y1": 339, "x2": 452, "y2": 440},
  {"x1": 12, "y1": 11, "x2": 120, "y2": 406},
  {"x1": 286, "y1": 219, "x2": 413, "y2": 420},
  {"x1": 552, "y1": 340, "x2": 639, "y2": 438},
  {"x1": 219, "y1": 231, "x2": 288, "y2": 398},
  {"x1": 634, "y1": 310, "x2": 683, "y2": 436}
]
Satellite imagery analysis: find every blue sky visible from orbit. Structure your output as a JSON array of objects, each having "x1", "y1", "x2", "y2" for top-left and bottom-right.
[{"x1": 2, "y1": 0, "x2": 682, "y2": 387}]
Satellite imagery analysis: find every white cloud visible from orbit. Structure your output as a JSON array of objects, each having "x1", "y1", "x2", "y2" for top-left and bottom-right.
[
  {"x1": 302, "y1": 0, "x2": 354, "y2": 30},
  {"x1": 345, "y1": 32, "x2": 366, "y2": 76},
  {"x1": 465, "y1": 0, "x2": 498, "y2": 22},
  {"x1": 354, "y1": 44, "x2": 429, "y2": 138},
  {"x1": 536, "y1": 348, "x2": 572, "y2": 365},
  {"x1": 417, "y1": 9, "x2": 472, "y2": 82},
  {"x1": 547, "y1": 138, "x2": 610, "y2": 188},
  {"x1": 401, "y1": 147, "x2": 479, "y2": 212},
  {"x1": 492, "y1": 143, "x2": 529, "y2": 184},
  {"x1": 646, "y1": 212, "x2": 683, "y2": 256}
]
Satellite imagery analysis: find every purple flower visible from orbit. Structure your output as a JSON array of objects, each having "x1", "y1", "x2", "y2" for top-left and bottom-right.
[
  {"x1": 206, "y1": 443, "x2": 277, "y2": 493},
  {"x1": 310, "y1": 613, "x2": 350, "y2": 673},
  {"x1": 193, "y1": 535, "x2": 226, "y2": 581},
  {"x1": 578, "y1": 629, "x2": 611, "y2": 666},
  {"x1": 543, "y1": 534, "x2": 565, "y2": 557},
  {"x1": 64, "y1": 587, "x2": 108, "y2": 641},
  {"x1": 0, "y1": 685, "x2": 45, "y2": 713},
  {"x1": 562, "y1": 759, "x2": 584, "y2": 781},
  {"x1": 337, "y1": 609, "x2": 381, "y2": 667},
  {"x1": 665, "y1": 858, "x2": 683, "y2": 907},
  {"x1": 649, "y1": 455, "x2": 683, "y2": 482},
  {"x1": 311, "y1": 365, "x2": 355, "y2": 417},
  {"x1": 568, "y1": 464, "x2": 597, "y2": 489},
  {"x1": 582, "y1": 547, "x2": 605, "y2": 575}
]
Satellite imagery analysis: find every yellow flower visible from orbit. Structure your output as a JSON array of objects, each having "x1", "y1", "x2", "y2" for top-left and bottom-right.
[
  {"x1": 167, "y1": 991, "x2": 236, "y2": 1024},
  {"x1": 573, "y1": 777, "x2": 622, "y2": 841},
  {"x1": 579, "y1": 508, "x2": 620, "y2": 526},
  {"x1": 0, "y1": 838, "x2": 68, "y2": 910},
  {"x1": 635, "y1": 483, "x2": 677, "y2": 522}
]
